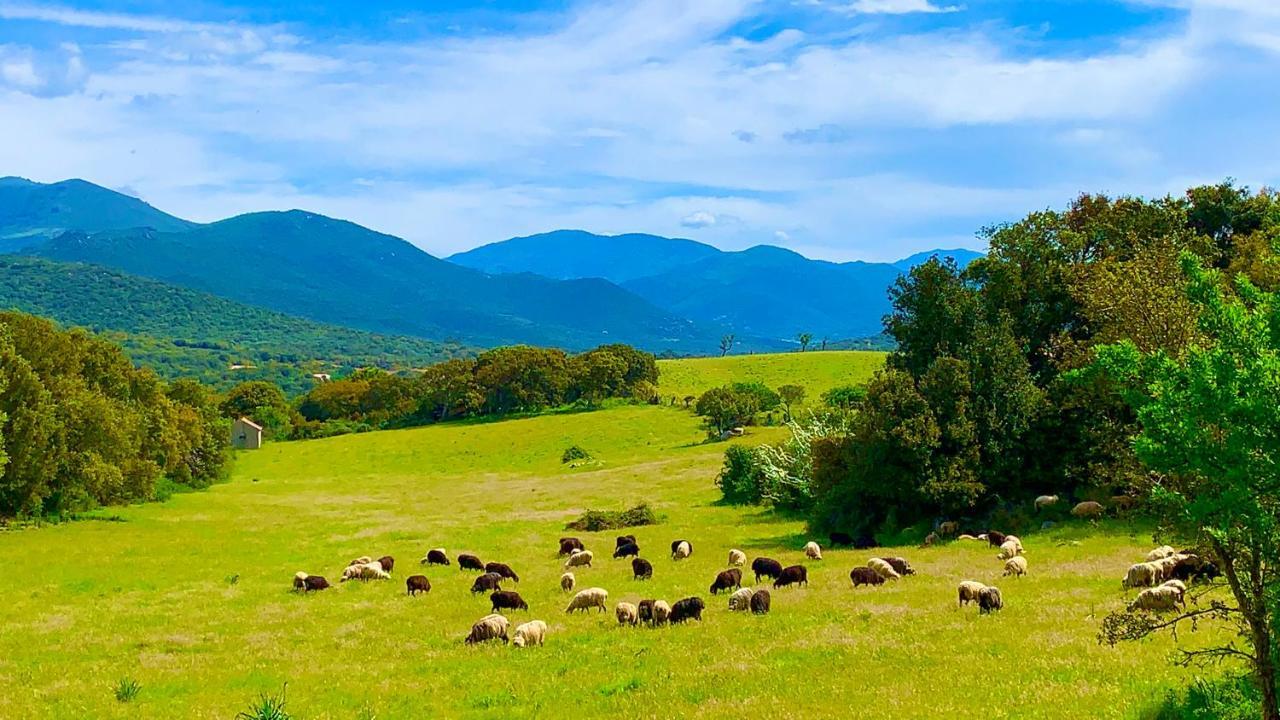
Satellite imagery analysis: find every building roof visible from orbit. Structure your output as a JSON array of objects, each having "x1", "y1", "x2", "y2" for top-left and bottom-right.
[{"x1": 235, "y1": 417, "x2": 264, "y2": 431}]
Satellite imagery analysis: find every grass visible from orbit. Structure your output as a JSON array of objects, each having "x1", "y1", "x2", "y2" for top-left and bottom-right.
[
  {"x1": 0, "y1": 398, "x2": 1230, "y2": 718},
  {"x1": 656, "y1": 350, "x2": 885, "y2": 402},
  {"x1": 112, "y1": 677, "x2": 141, "y2": 703}
]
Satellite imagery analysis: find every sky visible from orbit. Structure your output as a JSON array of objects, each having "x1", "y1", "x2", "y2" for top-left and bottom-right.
[{"x1": 0, "y1": 1, "x2": 1278, "y2": 262}]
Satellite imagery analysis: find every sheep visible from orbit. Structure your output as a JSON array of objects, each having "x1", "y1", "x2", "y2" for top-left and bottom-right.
[
  {"x1": 1003, "y1": 556, "x2": 1028, "y2": 578},
  {"x1": 878, "y1": 557, "x2": 914, "y2": 576},
  {"x1": 958, "y1": 580, "x2": 987, "y2": 607},
  {"x1": 1004, "y1": 535, "x2": 1024, "y2": 552},
  {"x1": 564, "y1": 550, "x2": 594, "y2": 569},
  {"x1": 728, "y1": 549, "x2": 747, "y2": 567},
  {"x1": 773, "y1": 565, "x2": 808, "y2": 588},
  {"x1": 938, "y1": 521, "x2": 959, "y2": 536},
  {"x1": 867, "y1": 558, "x2": 901, "y2": 581},
  {"x1": 1170, "y1": 556, "x2": 1219, "y2": 583},
  {"x1": 471, "y1": 572, "x2": 504, "y2": 594},
  {"x1": 464, "y1": 614, "x2": 510, "y2": 645},
  {"x1": 560, "y1": 572, "x2": 576, "y2": 592},
  {"x1": 558, "y1": 537, "x2": 584, "y2": 556},
  {"x1": 1072, "y1": 501, "x2": 1105, "y2": 518},
  {"x1": 293, "y1": 572, "x2": 330, "y2": 592},
  {"x1": 1034, "y1": 494, "x2": 1060, "y2": 510},
  {"x1": 749, "y1": 589, "x2": 771, "y2": 615},
  {"x1": 613, "y1": 543, "x2": 640, "y2": 560},
  {"x1": 986, "y1": 530, "x2": 1007, "y2": 547},
  {"x1": 638, "y1": 599, "x2": 656, "y2": 624},
  {"x1": 341, "y1": 562, "x2": 390, "y2": 582},
  {"x1": 922, "y1": 532, "x2": 939, "y2": 547},
  {"x1": 512, "y1": 620, "x2": 547, "y2": 648},
  {"x1": 709, "y1": 568, "x2": 743, "y2": 595},
  {"x1": 1161, "y1": 578, "x2": 1188, "y2": 602},
  {"x1": 957, "y1": 534, "x2": 980, "y2": 541},
  {"x1": 829, "y1": 532, "x2": 854, "y2": 547},
  {"x1": 728, "y1": 587, "x2": 754, "y2": 611},
  {"x1": 485, "y1": 562, "x2": 520, "y2": 583},
  {"x1": 565, "y1": 587, "x2": 609, "y2": 614},
  {"x1": 804, "y1": 541, "x2": 823, "y2": 560},
  {"x1": 1111, "y1": 495, "x2": 1137, "y2": 512},
  {"x1": 1122, "y1": 562, "x2": 1160, "y2": 589},
  {"x1": 1128, "y1": 585, "x2": 1182, "y2": 612},
  {"x1": 377, "y1": 556, "x2": 395, "y2": 573},
  {"x1": 751, "y1": 557, "x2": 784, "y2": 584},
  {"x1": 491, "y1": 590, "x2": 529, "y2": 613},
  {"x1": 615, "y1": 535, "x2": 637, "y2": 549},
  {"x1": 347, "y1": 556, "x2": 373, "y2": 567},
  {"x1": 616, "y1": 602, "x2": 639, "y2": 626},
  {"x1": 422, "y1": 549, "x2": 450, "y2": 566},
  {"x1": 632, "y1": 558, "x2": 654, "y2": 580},
  {"x1": 672, "y1": 540, "x2": 692, "y2": 560},
  {"x1": 849, "y1": 567, "x2": 885, "y2": 587},
  {"x1": 406, "y1": 575, "x2": 431, "y2": 596},
  {"x1": 670, "y1": 597, "x2": 705, "y2": 623},
  {"x1": 978, "y1": 586, "x2": 1004, "y2": 614},
  {"x1": 1145, "y1": 545, "x2": 1177, "y2": 562},
  {"x1": 996, "y1": 540, "x2": 1022, "y2": 561},
  {"x1": 458, "y1": 553, "x2": 484, "y2": 572},
  {"x1": 653, "y1": 600, "x2": 672, "y2": 624}
]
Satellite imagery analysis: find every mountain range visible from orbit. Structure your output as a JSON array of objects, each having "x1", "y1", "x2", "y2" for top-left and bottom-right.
[{"x1": 0, "y1": 176, "x2": 983, "y2": 355}]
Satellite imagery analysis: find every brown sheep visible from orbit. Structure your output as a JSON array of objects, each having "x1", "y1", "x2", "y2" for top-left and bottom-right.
[
  {"x1": 377, "y1": 556, "x2": 395, "y2": 573},
  {"x1": 490, "y1": 590, "x2": 528, "y2": 613},
  {"x1": 849, "y1": 567, "x2": 885, "y2": 587},
  {"x1": 709, "y1": 568, "x2": 743, "y2": 594},
  {"x1": 406, "y1": 575, "x2": 431, "y2": 596},
  {"x1": 749, "y1": 589, "x2": 771, "y2": 615}
]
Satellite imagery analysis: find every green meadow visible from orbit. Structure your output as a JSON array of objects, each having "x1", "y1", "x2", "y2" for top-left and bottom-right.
[
  {"x1": 656, "y1": 350, "x2": 885, "y2": 400},
  {"x1": 0, "y1": 353, "x2": 1225, "y2": 719}
]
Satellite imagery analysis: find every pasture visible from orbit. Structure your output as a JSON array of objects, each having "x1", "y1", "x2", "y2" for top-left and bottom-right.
[
  {"x1": 656, "y1": 350, "x2": 885, "y2": 401},
  {"x1": 0, "y1": 397, "x2": 1223, "y2": 718}
]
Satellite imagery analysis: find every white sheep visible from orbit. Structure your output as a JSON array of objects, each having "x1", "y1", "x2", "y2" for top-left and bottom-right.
[
  {"x1": 560, "y1": 572, "x2": 576, "y2": 592},
  {"x1": 804, "y1": 541, "x2": 823, "y2": 560},
  {"x1": 616, "y1": 602, "x2": 639, "y2": 626},
  {"x1": 1034, "y1": 494, "x2": 1060, "y2": 510},
  {"x1": 465, "y1": 613, "x2": 510, "y2": 644},
  {"x1": 957, "y1": 534, "x2": 980, "y2": 541},
  {"x1": 728, "y1": 549, "x2": 747, "y2": 567},
  {"x1": 293, "y1": 571, "x2": 308, "y2": 590},
  {"x1": 1122, "y1": 562, "x2": 1160, "y2": 588},
  {"x1": 673, "y1": 541, "x2": 691, "y2": 560},
  {"x1": 347, "y1": 555, "x2": 373, "y2": 567},
  {"x1": 1129, "y1": 585, "x2": 1182, "y2": 612},
  {"x1": 652, "y1": 600, "x2": 672, "y2": 624},
  {"x1": 512, "y1": 620, "x2": 547, "y2": 648},
  {"x1": 958, "y1": 580, "x2": 987, "y2": 607},
  {"x1": 1072, "y1": 501, "x2": 1105, "y2": 518},
  {"x1": 728, "y1": 587, "x2": 754, "y2": 611},
  {"x1": 868, "y1": 557, "x2": 900, "y2": 581},
  {"x1": 996, "y1": 540, "x2": 1023, "y2": 560},
  {"x1": 1003, "y1": 556, "x2": 1028, "y2": 577},
  {"x1": 564, "y1": 550, "x2": 594, "y2": 569},
  {"x1": 1004, "y1": 535, "x2": 1024, "y2": 551},
  {"x1": 565, "y1": 587, "x2": 609, "y2": 614},
  {"x1": 341, "y1": 562, "x2": 390, "y2": 582},
  {"x1": 1146, "y1": 545, "x2": 1177, "y2": 562}
]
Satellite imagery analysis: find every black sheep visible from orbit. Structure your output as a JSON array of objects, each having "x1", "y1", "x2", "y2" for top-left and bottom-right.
[
  {"x1": 616, "y1": 534, "x2": 637, "y2": 549},
  {"x1": 613, "y1": 542, "x2": 640, "y2": 559},
  {"x1": 458, "y1": 553, "x2": 484, "y2": 571},
  {"x1": 670, "y1": 539, "x2": 693, "y2": 558},
  {"x1": 406, "y1": 575, "x2": 431, "y2": 596},
  {"x1": 670, "y1": 596, "x2": 705, "y2": 623},
  {"x1": 749, "y1": 589, "x2": 771, "y2": 615},
  {"x1": 829, "y1": 532, "x2": 854, "y2": 547},
  {"x1": 849, "y1": 567, "x2": 885, "y2": 587},
  {"x1": 978, "y1": 586, "x2": 1003, "y2": 614},
  {"x1": 559, "y1": 537, "x2": 584, "y2": 556},
  {"x1": 632, "y1": 558, "x2": 654, "y2": 580},
  {"x1": 490, "y1": 590, "x2": 529, "y2": 613},
  {"x1": 878, "y1": 557, "x2": 915, "y2": 576},
  {"x1": 709, "y1": 568, "x2": 743, "y2": 594},
  {"x1": 424, "y1": 549, "x2": 450, "y2": 566},
  {"x1": 986, "y1": 531, "x2": 1007, "y2": 548},
  {"x1": 638, "y1": 599, "x2": 656, "y2": 624},
  {"x1": 377, "y1": 555, "x2": 395, "y2": 573},
  {"x1": 751, "y1": 557, "x2": 784, "y2": 584},
  {"x1": 1170, "y1": 556, "x2": 1220, "y2": 583},
  {"x1": 485, "y1": 562, "x2": 520, "y2": 583},
  {"x1": 773, "y1": 565, "x2": 808, "y2": 588},
  {"x1": 470, "y1": 572, "x2": 504, "y2": 594},
  {"x1": 295, "y1": 575, "x2": 330, "y2": 592}
]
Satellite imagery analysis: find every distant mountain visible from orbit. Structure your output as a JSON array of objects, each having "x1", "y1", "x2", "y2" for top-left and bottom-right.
[
  {"x1": 0, "y1": 176, "x2": 192, "y2": 252},
  {"x1": 893, "y1": 248, "x2": 984, "y2": 272},
  {"x1": 448, "y1": 229, "x2": 721, "y2": 283}
]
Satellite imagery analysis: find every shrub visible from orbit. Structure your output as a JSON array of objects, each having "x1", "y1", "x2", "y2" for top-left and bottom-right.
[
  {"x1": 565, "y1": 503, "x2": 660, "y2": 531},
  {"x1": 561, "y1": 445, "x2": 592, "y2": 464},
  {"x1": 730, "y1": 382, "x2": 780, "y2": 411},
  {"x1": 822, "y1": 385, "x2": 866, "y2": 409},
  {"x1": 113, "y1": 677, "x2": 141, "y2": 703},
  {"x1": 1151, "y1": 676, "x2": 1261, "y2": 720},
  {"x1": 716, "y1": 444, "x2": 767, "y2": 505},
  {"x1": 236, "y1": 685, "x2": 291, "y2": 720}
]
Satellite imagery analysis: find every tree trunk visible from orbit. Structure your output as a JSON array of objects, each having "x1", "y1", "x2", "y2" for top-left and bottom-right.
[{"x1": 1256, "y1": 627, "x2": 1279, "y2": 720}]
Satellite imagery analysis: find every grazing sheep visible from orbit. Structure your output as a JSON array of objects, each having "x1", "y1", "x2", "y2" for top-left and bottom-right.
[
  {"x1": 632, "y1": 558, "x2": 654, "y2": 580},
  {"x1": 1170, "y1": 556, "x2": 1219, "y2": 583},
  {"x1": 1128, "y1": 585, "x2": 1182, "y2": 612},
  {"x1": 670, "y1": 597, "x2": 705, "y2": 623},
  {"x1": 938, "y1": 521, "x2": 960, "y2": 536},
  {"x1": 878, "y1": 557, "x2": 914, "y2": 576},
  {"x1": 485, "y1": 562, "x2": 520, "y2": 583},
  {"x1": 773, "y1": 565, "x2": 808, "y2": 588},
  {"x1": 829, "y1": 532, "x2": 854, "y2": 547},
  {"x1": 377, "y1": 556, "x2": 395, "y2": 573},
  {"x1": 978, "y1": 586, "x2": 1004, "y2": 614},
  {"x1": 749, "y1": 589, "x2": 771, "y2": 614},
  {"x1": 560, "y1": 572, "x2": 576, "y2": 592},
  {"x1": 341, "y1": 562, "x2": 390, "y2": 582},
  {"x1": 1145, "y1": 545, "x2": 1177, "y2": 562},
  {"x1": 613, "y1": 543, "x2": 640, "y2": 560},
  {"x1": 406, "y1": 575, "x2": 431, "y2": 596},
  {"x1": 1111, "y1": 495, "x2": 1137, "y2": 511},
  {"x1": 996, "y1": 540, "x2": 1023, "y2": 561},
  {"x1": 1004, "y1": 535, "x2": 1024, "y2": 551},
  {"x1": 471, "y1": 572, "x2": 504, "y2": 594},
  {"x1": 512, "y1": 620, "x2": 547, "y2": 648},
  {"x1": 558, "y1": 537, "x2": 584, "y2": 556},
  {"x1": 850, "y1": 566, "x2": 885, "y2": 587},
  {"x1": 728, "y1": 549, "x2": 747, "y2": 567},
  {"x1": 672, "y1": 540, "x2": 692, "y2": 560},
  {"x1": 653, "y1": 600, "x2": 672, "y2": 624},
  {"x1": 986, "y1": 531, "x2": 1007, "y2": 548},
  {"x1": 638, "y1": 599, "x2": 656, "y2": 624},
  {"x1": 491, "y1": 590, "x2": 529, "y2": 613},
  {"x1": 458, "y1": 553, "x2": 484, "y2": 572},
  {"x1": 1034, "y1": 495, "x2": 1060, "y2": 510},
  {"x1": 616, "y1": 602, "x2": 639, "y2": 626},
  {"x1": 565, "y1": 587, "x2": 609, "y2": 614},
  {"x1": 464, "y1": 614, "x2": 510, "y2": 645},
  {"x1": 422, "y1": 549, "x2": 450, "y2": 566},
  {"x1": 957, "y1": 534, "x2": 980, "y2": 541},
  {"x1": 922, "y1": 532, "x2": 939, "y2": 547},
  {"x1": 958, "y1": 580, "x2": 987, "y2": 607},
  {"x1": 728, "y1": 587, "x2": 754, "y2": 611},
  {"x1": 347, "y1": 556, "x2": 373, "y2": 567},
  {"x1": 709, "y1": 568, "x2": 743, "y2": 595},
  {"x1": 751, "y1": 557, "x2": 784, "y2": 584},
  {"x1": 615, "y1": 535, "x2": 637, "y2": 549},
  {"x1": 1072, "y1": 501, "x2": 1105, "y2": 518},
  {"x1": 867, "y1": 558, "x2": 901, "y2": 581},
  {"x1": 293, "y1": 572, "x2": 330, "y2": 592},
  {"x1": 1122, "y1": 562, "x2": 1160, "y2": 589},
  {"x1": 564, "y1": 550, "x2": 594, "y2": 569},
  {"x1": 1003, "y1": 556, "x2": 1028, "y2": 577},
  {"x1": 804, "y1": 541, "x2": 823, "y2": 560}
]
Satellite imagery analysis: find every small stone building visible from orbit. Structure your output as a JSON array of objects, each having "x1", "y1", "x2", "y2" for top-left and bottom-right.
[{"x1": 231, "y1": 417, "x2": 263, "y2": 450}]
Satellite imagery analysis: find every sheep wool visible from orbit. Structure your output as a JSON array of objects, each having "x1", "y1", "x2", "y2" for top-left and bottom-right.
[
  {"x1": 616, "y1": 602, "x2": 639, "y2": 626},
  {"x1": 565, "y1": 587, "x2": 609, "y2": 614},
  {"x1": 867, "y1": 557, "x2": 900, "y2": 581},
  {"x1": 728, "y1": 549, "x2": 747, "y2": 567},
  {"x1": 728, "y1": 587, "x2": 754, "y2": 611},
  {"x1": 560, "y1": 572, "x2": 576, "y2": 592},
  {"x1": 1003, "y1": 556, "x2": 1028, "y2": 577},
  {"x1": 804, "y1": 542, "x2": 823, "y2": 561},
  {"x1": 564, "y1": 550, "x2": 594, "y2": 569},
  {"x1": 512, "y1": 620, "x2": 547, "y2": 648},
  {"x1": 958, "y1": 580, "x2": 987, "y2": 607}
]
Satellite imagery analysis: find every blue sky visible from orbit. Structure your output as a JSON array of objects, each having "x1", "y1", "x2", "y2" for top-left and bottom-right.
[{"x1": 1, "y1": 0, "x2": 1277, "y2": 261}]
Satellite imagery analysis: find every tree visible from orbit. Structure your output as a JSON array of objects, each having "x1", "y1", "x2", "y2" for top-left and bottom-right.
[
  {"x1": 796, "y1": 333, "x2": 812, "y2": 352},
  {"x1": 1094, "y1": 254, "x2": 1280, "y2": 720},
  {"x1": 219, "y1": 381, "x2": 289, "y2": 421},
  {"x1": 695, "y1": 386, "x2": 759, "y2": 436},
  {"x1": 719, "y1": 334, "x2": 736, "y2": 357},
  {"x1": 777, "y1": 384, "x2": 806, "y2": 422}
]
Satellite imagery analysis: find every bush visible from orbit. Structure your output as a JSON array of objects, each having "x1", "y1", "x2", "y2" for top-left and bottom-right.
[
  {"x1": 113, "y1": 677, "x2": 141, "y2": 703},
  {"x1": 565, "y1": 503, "x2": 660, "y2": 531},
  {"x1": 822, "y1": 385, "x2": 866, "y2": 409},
  {"x1": 561, "y1": 445, "x2": 592, "y2": 464},
  {"x1": 730, "y1": 382, "x2": 780, "y2": 411},
  {"x1": 1150, "y1": 676, "x2": 1261, "y2": 720},
  {"x1": 236, "y1": 685, "x2": 291, "y2": 720},
  {"x1": 716, "y1": 444, "x2": 767, "y2": 505}
]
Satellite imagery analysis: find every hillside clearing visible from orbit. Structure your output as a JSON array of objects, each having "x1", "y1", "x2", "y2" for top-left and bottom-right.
[{"x1": 656, "y1": 350, "x2": 885, "y2": 401}]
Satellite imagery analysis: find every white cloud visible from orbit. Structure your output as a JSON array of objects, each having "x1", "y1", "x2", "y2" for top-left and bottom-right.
[
  {"x1": 0, "y1": 2, "x2": 220, "y2": 33},
  {"x1": 842, "y1": 0, "x2": 962, "y2": 14},
  {"x1": 681, "y1": 210, "x2": 718, "y2": 228}
]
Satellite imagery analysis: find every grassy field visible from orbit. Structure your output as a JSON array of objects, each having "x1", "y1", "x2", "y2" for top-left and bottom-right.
[
  {"x1": 0, "y1": 355, "x2": 1226, "y2": 718},
  {"x1": 656, "y1": 350, "x2": 885, "y2": 402}
]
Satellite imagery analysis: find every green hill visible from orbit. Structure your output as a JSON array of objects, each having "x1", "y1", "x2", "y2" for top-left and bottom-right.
[
  {"x1": 0, "y1": 176, "x2": 192, "y2": 252},
  {"x1": 448, "y1": 229, "x2": 722, "y2": 283},
  {"x1": 656, "y1": 350, "x2": 885, "y2": 400}
]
